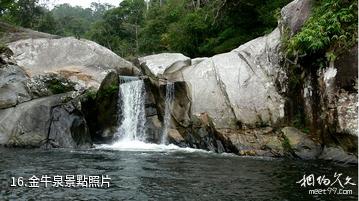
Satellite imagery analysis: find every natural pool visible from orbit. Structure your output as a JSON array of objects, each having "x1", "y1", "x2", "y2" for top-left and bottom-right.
[{"x1": 0, "y1": 144, "x2": 357, "y2": 201}]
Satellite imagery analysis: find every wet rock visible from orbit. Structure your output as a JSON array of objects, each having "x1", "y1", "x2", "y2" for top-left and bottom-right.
[
  {"x1": 282, "y1": 127, "x2": 321, "y2": 160},
  {"x1": 0, "y1": 93, "x2": 62, "y2": 147},
  {"x1": 179, "y1": 113, "x2": 238, "y2": 153},
  {"x1": 142, "y1": 78, "x2": 191, "y2": 143},
  {"x1": 319, "y1": 146, "x2": 358, "y2": 164},
  {"x1": 144, "y1": 116, "x2": 163, "y2": 143},
  {"x1": 167, "y1": 129, "x2": 186, "y2": 146},
  {"x1": 165, "y1": 81, "x2": 191, "y2": 128},
  {"x1": 220, "y1": 127, "x2": 284, "y2": 157},
  {"x1": 335, "y1": 44, "x2": 358, "y2": 91},
  {"x1": 82, "y1": 71, "x2": 120, "y2": 142},
  {"x1": 0, "y1": 92, "x2": 92, "y2": 148},
  {"x1": 46, "y1": 101, "x2": 92, "y2": 149}
]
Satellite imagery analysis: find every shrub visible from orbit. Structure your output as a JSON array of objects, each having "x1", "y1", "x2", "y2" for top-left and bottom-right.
[{"x1": 285, "y1": 0, "x2": 357, "y2": 64}]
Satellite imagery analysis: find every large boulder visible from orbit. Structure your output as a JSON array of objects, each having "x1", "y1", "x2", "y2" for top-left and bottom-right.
[
  {"x1": 81, "y1": 71, "x2": 120, "y2": 142},
  {"x1": 137, "y1": 53, "x2": 190, "y2": 78},
  {"x1": 171, "y1": 58, "x2": 237, "y2": 128},
  {"x1": 0, "y1": 93, "x2": 92, "y2": 148},
  {"x1": 7, "y1": 37, "x2": 140, "y2": 89},
  {"x1": 166, "y1": 29, "x2": 285, "y2": 128},
  {"x1": 136, "y1": 0, "x2": 315, "y2": 130},
  {"x1": 169, "y1": 113, "x2": 238, "y2": 153},
  {"x1": 46, "y1": 101, "x2": 92, "y2": 149}
]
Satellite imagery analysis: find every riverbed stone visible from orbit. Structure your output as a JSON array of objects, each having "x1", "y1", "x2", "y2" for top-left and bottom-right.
[
  {"x1": 167, "y1": 129, "x2": 185, "y2": 145},
  {"x1": 282, "y1": 127, "x2": 321, "y2": 159}
]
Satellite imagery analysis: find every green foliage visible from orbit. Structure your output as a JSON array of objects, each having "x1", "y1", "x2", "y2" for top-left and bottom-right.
[
  {"x1": 51, "y1": 3, "x2": 113, "y2": 37},
  {"x1": 0, "y1": 0, "x2": 15, "y2": 16},
  {"x1": 98, "y1": 84, "x2": 119, "y2": 98},
  {"x1": 286, "y1": 0, "x2": 357, "y2": 62},
  {"x1": 87, "y1": 0, "x2": 146, "y2": 57},
  {"x1": 1, "y1": 0, "x2": 291, "y2": 58},
  {"x1": 139, "y1": 0, "x2": 291, "y2": 57},
  {"x1": 83, "y1": 89, "x2": 97, "y2": 100},
  {"x1": 0, "y1": 0, "x2": 46, "y2": 29},
  {"x1": 46, "y1": 79, "x2": 75, "y2": 94},
  {"x1": 282, "y1": 136, "x2": 292, "y2": 152}
]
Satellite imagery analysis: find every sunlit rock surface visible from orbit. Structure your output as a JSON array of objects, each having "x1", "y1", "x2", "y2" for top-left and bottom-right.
[{"x1": 8, "y1": 37, "x2": 140, "y2": 89}]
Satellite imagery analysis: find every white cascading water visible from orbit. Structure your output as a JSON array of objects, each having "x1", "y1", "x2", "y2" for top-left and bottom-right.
[
  {"x1": 98, "y1": 78, "x2": 201, "y2": 152},
  {"x1": 161, "y1": 82, "x2": 175, "y2": 144},
  {"x1": 115, "y1": 77, "x2": 146, "y2": 142}
]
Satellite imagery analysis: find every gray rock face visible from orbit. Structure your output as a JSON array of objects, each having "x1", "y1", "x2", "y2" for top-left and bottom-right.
[
  {"x1": 176, "y1": 113, "x2": 238, "y2": 153},
  {"x1": 137, "y1": 0, "x2": 315, "y2": 130},
  {"x1": 319, "y1": 146, "x2": 358, "y2": 164},
  {"x1": 94, "y1": 71, "x2": 120, "y2": 141},
  {"x1": 8, "y1": 37, "x2": 140, "y2": 89},
  {"x1": 0, "y1": 64, "x2": 31, "y2": 109},
  {"x1": 0, "y1": 93, "x2": 64, "y2": 147},
  {"x1": 320, "y1": 45, "x2": 358, "y2": 136},
  {"x1": 336, "y1": 92, "x2": 357, "y2": 136},
  {"x1": 166, "y1": 29, "x2": 285, "y2": 128},
  {"x1": 282, "y1": 127, "x2": 321, "y2": 160},
  {"x1": 220, "y1": 127, "x2": 284, "y2": 157},
  {"x1": 0, "y1": 93, "x2": 92, "y2": 148},
  {"x1": 47, "y1": 102, "x2": 92, "y2": 148},
  {"x1": 280, "y1": 0, "x2": 312, "y2": 35},
  {"x1": 176, "y1": 58, "x2": 236, "y2": 128}
]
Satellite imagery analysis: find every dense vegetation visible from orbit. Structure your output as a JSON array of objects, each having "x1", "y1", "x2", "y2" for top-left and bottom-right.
[
  {"x1": 283, "y1": 0, "x2": 357, "y2": 132},
  {"x1": 285, "y1": 0, "x2": 357, "y2": 68},
  {"x1": 0, "y1": 0, "x2": 291, "y2": 58}
]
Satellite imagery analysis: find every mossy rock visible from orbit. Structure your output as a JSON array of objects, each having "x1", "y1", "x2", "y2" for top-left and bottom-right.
[
  {"x1": 94, "y1": 71, "x2": 120, "y2": 142},
  {"x1": 45, "y1": 78, "x2": 75, "y2": 94}
]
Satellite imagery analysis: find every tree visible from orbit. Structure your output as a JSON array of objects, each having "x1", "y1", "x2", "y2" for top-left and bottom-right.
[
  {"x1": 0, "y1": 0, "x2": 15, "y2": 16},
  {"x1": 1, "y1": 0, "x2": 46, "y2": 28},
  {"x1": 87, "y1": 0, "x2": 146, "y2": 57}
]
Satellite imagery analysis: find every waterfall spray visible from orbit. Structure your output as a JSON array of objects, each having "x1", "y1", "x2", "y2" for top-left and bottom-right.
[{"x1": 115, "y1": 77, "x2": 146, "y2": 142}]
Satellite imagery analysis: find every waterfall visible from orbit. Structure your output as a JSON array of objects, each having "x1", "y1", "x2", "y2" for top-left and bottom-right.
[
  {"x1": 161, "y1": 82, "x2": 175, "y2": 144},
  {"x1": 115, "y1": 77, "x2": 146, "y2": 142}
]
